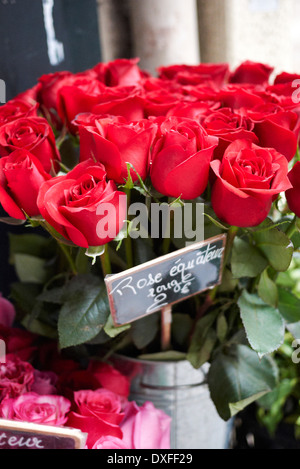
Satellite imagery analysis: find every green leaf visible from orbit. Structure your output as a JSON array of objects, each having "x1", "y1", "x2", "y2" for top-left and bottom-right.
[
  {"x1": 208, "y1": 344, "x2": 278, "y2": 421},
  {"x1": 231, "y1": 237, "x2": 269, "y2": 279},
  {"x1": 10, "y1": 282, "x2": 42, "y2": 314},
  {"x1": 58, "y1": 275, "x2": 110, "y2": 349},
  {"x1": 172, "y1": 313, "x2": 193, "y2": 348},
  {"x1": 0, "y1": 217, "x2": 26, "y2": 226},
  {"x1": 130, "y1": 313, "x2": 159, "y2": 349},
  {"x1": 9, "y1": 233, "x2": 54, "y2": 264},
  {"x1": 187, "y1": 310, "x2": 219, "y2": 369},
  {"x1": 104, "y1": 314, "x2": 131, "y2": 338},
  {"x1": 277, "y1": 287, "x2": 300, "y2": 324},
  {"x1": 253, "y1": 221, "x2": 294, "y2": 272},
  {"x1": 238, "y1": 291, "x2": 285, "y2": 358},
  {"x1": 258, "y1": 270, "x2": 278, "y2": 307},
  {"x1": 203, "y1": 213, "x2": 229, "y2": 231},
  {"x1": 217, "y1": 313, "x2": 228, "y2": 343},
  {"x1": 14, "y1": 254, "x2": 50, "y2": 284}
]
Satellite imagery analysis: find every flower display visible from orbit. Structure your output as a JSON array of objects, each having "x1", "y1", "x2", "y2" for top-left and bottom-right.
[{"x1": 1, "y1": 57, "x2": 300, "y2": 448}]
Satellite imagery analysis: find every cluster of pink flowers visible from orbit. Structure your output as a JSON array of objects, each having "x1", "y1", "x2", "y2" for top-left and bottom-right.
[
  {"x1": 0, "y1": 295, "x2": 171, "y2": 449},
  {"x1": 0, "y1": 58, "x2": 299, "y2": 248}
]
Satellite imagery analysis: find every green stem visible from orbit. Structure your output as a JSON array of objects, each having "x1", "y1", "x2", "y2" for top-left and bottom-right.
[
  {"x1": 100, "y1": 244, "x2": 112, "y2": 277},
  {"x1": 223, "y1": 226, "x2": 239, "y2": 274},
  {"x1": 58, "y1": 242, "x2": 77, "y2": 275},
  {"x1": 125, "y1": 188, "x2": 134, "y2": 268}
]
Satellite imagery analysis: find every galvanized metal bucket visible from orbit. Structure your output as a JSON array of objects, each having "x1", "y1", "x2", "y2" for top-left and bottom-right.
[{"x1": 111, "y1": 354, "x2": 232, "y2": 449}]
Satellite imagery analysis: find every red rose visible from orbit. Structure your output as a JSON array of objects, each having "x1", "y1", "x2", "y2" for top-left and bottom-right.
[
  {"x1": 14, "y1": 84, "x2": 41, "y2": 106},
  {"x1": 91, "y1": 85, "x2": 145, "y2": 121},
  {"x1": 57, "y1": 76, "x2": 106, "y2": 132},
  {"x1": 143, "y1": 89, "x2": 185, "y2": 117},
  {"x1": 219, "y1": 86, "x2": 265, "y2": 110},
  {"x1": 0, "y1": 100, "x2": 39, "y2": 127},
  {"x1": 67, "y1": 389, "x2": 124, "y2": 448},
  {"x1": 37, "y1": 159, "x2": 127, "y2": 248},
  {"x1": 202, "y1": 107, "x2": 258, "y2": 160},
  {"x1": 0, "y1": 149, "x2": 52, "y2": 219},
  {"x1": 0, "y1": 355, "x2": 35, "y2": 402},
  {"x1": 0, "y1": 116, "x2": 60, "y2": 173},
  {"x1": 150, "y1": 116, "x2": 218, "y2": 200},
  {"x1": 166, "y1": 100, "x2": 220, "y2": 121},
  {"x1": 76, "y1": 115, "x2": 157, "y2": 184},
  {"x1": 247, "y1": 107, "x2": 299, "y2": 162},
  {"x1": 87, "y1": 362, "x2": 130, "y2": 398},
  {"x1": 0, "y1": 325, "x2": 37, "y2": 362},
  {"x1": 158, "y1": 63, "x2": 229, "y2": 88},
  {"x1": 229, "y1": 60, "x2": 274, "y2": 85},
  {"x1": 96, "y1": 58, "x2": 145, "y2": 87},
  {"x1": 210, "y1": 139, "x2": 292, "y2": 227},
  {"x1": 37, "y1": 71, "x2": 73, "y2": 127},
  {"x1": 286, "y1": 161, "x2": 300, "y2": 217}
]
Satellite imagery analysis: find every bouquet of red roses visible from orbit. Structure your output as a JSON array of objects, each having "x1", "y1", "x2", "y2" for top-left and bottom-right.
[{"x1": 0, "y1": 58, "x2": 300, "y2": 423}]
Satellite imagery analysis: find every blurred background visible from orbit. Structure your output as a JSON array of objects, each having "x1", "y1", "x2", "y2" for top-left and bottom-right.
[{"x1": 0, "y1": 0, "x2": 300, "y2": 450}]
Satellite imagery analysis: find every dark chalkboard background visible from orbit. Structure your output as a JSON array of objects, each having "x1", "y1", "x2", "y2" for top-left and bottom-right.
[
  {"x1": 106, "y1": 236, "x2": 226, "y2": 326},
  {"x1": 0, "y1": 0, "x2": 101, "y2": 297}
]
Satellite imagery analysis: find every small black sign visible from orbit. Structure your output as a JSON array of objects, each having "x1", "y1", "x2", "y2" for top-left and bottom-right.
[
  {"x1": 0, "y1": 419, "x2": 87, "y2": 450},
  {"x1": 105, "y1": 235, "x2": 226, "y2": 326}
]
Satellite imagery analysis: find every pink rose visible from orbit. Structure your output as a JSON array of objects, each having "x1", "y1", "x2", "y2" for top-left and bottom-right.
[
  {"x1": 0, "y1": 326, "x2": 37, "y2": 362},
  {"x1": 0, "y1": 295, "x2": 15, "y2": 328},
  {"x1": 92, "y1": 435, "x2": 130, "y2": 450},
  {"x1": 0, "y1": 356, "x2": 35, "y2": 402},
  {"x1": 120, "y1": 401, "x2": 171, "y2": 449},
  {"x1": 31, "y1": 370, "x2": 58, "y2": 395},
  {"x1": 0, "y1": 392, "x2": 71, "y2": 426}
]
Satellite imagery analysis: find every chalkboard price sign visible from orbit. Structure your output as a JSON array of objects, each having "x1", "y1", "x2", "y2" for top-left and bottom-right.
[
  {"x1": 0, "y1": 419, "x2": 87, "y2": 450},
  {"x1": 105, "y1": 235, "x2": 227, "y2": 326}
]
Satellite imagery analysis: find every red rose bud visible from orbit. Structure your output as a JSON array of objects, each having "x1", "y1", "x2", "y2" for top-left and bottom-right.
[
  {"x1": 229, "y1": 60, "x2": 274, "y2": 86},
  {"x1": 150, "y1": 116, "x2": 218, "y2": 200},
  {"x1": 76, "y1": 115, "x2": 157, "y2": 184},
  {"x1": 37, "y1": 159, "x2": 127, "y2": 248},
  {"x1": 91, "y1": 85, "x2": 145, "y2": 122},
  {"x1": 286, "y1": 161, "x2": 300, "y2": 218},
  {"x1": 57, "y1": 76, "x2": 106, "y2": 133},
  {"x1": 158, "y1": 63, "x2": 230, "y2": 88},
  {"x1": 0, "y1": 116, "x2": 61, "y2": 174},
  {"x1": 210, "y1": 139, "x2": 292, "y2": 227},
  {"x1": 0, "y1": 149, "x2": 52, "y2": 219}
]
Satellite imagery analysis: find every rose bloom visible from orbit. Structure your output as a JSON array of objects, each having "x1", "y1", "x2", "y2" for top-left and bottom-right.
[
  {"x1": 95, "y1": 57, "x2": 146, "y2": 87},
  {"x1": 0, "y1": 116, "x2": 60, "y2": 173},
  {"x1": 158, "y1": 63, "x2": 229, "y2": 88},
  {"x1": 0, "y1": 393, "x2": 71, "y2": 426},
  {"x1": 286, "y1": 161, "x2": 300, "y2": 217},
  {"x1": 210, "y1": 139, "x2": 292, "y2": 227},
  {"x1": 67, "y1": 389, "x2": 125, "y2": 449},
  {"x1": 246, "y1": 105, "x2": 299, "y2": 162},
  {"x1": 37, "y1": 159, "x2": 127, "y2": 248},
  {"x1": 150, "y1": 116, "x2": 218, "y2": 200},
  {"x1": 229, "y1": 60, "x2": 274, "y2": 86},
  {"x1": 202, "y1": 107, "x2": 258, "y2": 160},
  {"x1": 87, "y1": 361, "x2": 130, "y2": 398},
  {"x1": 76, "y1": 114, "x2": 157, "y2": 184},
  {"x1": 31, "y1": 370, "x2": 58, "y2": 396},
  {"x1": 91, "y1": 86, "x2": 145, "y2": 122},
  {"x1": 0, "y1": 356, "x2": 35, "y2": 402},
  {"x1": 120, "y1": 401, "x2": 171, "y2": 450},
  {"x1": 0, "y1": 294, "x2": 15, "y2": 328},
  {"x1": 0, "y1": 325, "x2": 37, "y2": 362},
  {"x1": 57, "y1": 76, "x2": 106, "y2": 132},
  {"x1": 0, "y1": 99, "x2": 39, "y2": 127},
  {"x1": 92, "y1": 435, "x2": 130, "y2": 450},
  {"x1": 0, "y1": 149, "x2": 52, "y2": 220}
]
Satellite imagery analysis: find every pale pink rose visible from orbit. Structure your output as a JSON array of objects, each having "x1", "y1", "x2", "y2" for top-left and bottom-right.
[
  {"x1": 0, "y1": 392, "x2": 71, "y2": 426},
  {"x1": 120, "y1": 401, "x2": 171, "y2": 449},
  {"x1": 31, "y1": 370, "x2": 58, "y2": 395},
  {"x1": 0, "y1": 294, "x2": 15, "y2": 327},
  {"x1": 92, "y1": 435, "x2": 130, "y2": 450}
]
